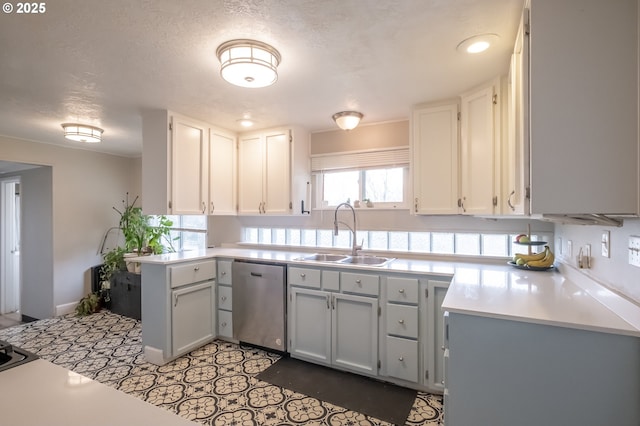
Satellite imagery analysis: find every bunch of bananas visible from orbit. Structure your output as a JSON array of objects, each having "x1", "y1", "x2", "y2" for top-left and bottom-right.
[{"x1": 513, "y1": 245, "x2": 555, "y2": 268}]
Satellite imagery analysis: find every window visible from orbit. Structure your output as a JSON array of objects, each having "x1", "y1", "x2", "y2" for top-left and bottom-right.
[
  {"x1": 318, "y1": 166, "x2": 409, "y2": 208},
  {"x1": 150, "y1": 215, "x2": 207, "y2": 252}
]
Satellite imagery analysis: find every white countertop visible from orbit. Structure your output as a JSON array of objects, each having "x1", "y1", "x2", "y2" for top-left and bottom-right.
[
  {"x1": 0, "y1": 359, "x2": 196, "y2": 426},
  {"x1": 133, "y1": 247, "x2": 640, "y2": 338}
]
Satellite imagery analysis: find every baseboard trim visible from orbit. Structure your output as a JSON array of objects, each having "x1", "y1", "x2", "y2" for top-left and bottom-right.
[{"x1": 55, "y1": 302, "x2": 77, "y2": 317}]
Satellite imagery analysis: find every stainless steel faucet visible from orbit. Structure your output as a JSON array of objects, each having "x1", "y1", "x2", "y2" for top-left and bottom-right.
[{"x1": 333, "y1": 202, "x2": 362, "y2": 256}]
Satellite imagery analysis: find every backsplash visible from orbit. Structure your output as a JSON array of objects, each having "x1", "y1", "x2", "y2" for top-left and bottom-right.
[{"x1": 555, "y1": 218, "x2": 640, "y2": 304}]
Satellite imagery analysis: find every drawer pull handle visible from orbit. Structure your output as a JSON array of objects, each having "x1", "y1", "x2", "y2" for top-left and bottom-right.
[
  {"x1": 194, "y1": 266, "x2": 200, "y2": 271},
  {"x1": 355, "y1": 279, "x2": 361, "y2": 284},
  {"x1": 398, "y1": 289, "x2": 405, "y2": 294},
  {"x1": 398, "y1": 319, "x2": 405, "y2": 324},
  {"x1": 398, "y1": 356, "x2": 404, "y2": 362},
  {"x1": 300, "y1": 273, "x2": 306, "y2": 278}
]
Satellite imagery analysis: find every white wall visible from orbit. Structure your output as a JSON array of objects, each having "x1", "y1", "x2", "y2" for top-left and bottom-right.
[
  {"x1": 0, "y1": 135, "x2": 138, "y2": 318},
  {"x1": 555, "y1": 219, "x2": 640, "y2": 304}
]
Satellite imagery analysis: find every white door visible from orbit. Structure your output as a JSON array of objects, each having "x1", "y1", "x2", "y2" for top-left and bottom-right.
[
  {"x1": 460, "y1": 84, "x2": 496, "y2": 215},
  {"x1": 208, "y1": 128, "x2": 237, "y2": 215},
  {"x1": 0, "y1": 178, "x2": 20, "y2": 314},
  {"x1": 171, "y1": 114, "x2": 208, "y2": 214},
  {"x1": 263, "y1": 130, "x2": 290, "y2": 214},
  {"x1": 331, "y1": 293, "x2": 378, "y2": 376},
  {"x1": 289, "y1": 287, "x2": 331, "y2": 365},
  {"x1": 237, "y1": 133, "x2": 264, "y2": 214}
]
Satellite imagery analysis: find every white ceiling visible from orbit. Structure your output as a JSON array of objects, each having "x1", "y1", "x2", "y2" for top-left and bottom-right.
[{"x1": 0, "y1": 0, "x2": 523, "y2": 158}]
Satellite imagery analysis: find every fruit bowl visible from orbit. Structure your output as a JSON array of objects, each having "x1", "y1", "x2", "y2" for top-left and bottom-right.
[{"x1": 507, "y1": 261, "x2": 555, "y2": 271}]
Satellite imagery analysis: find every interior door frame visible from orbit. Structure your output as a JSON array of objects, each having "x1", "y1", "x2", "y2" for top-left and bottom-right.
[{"x1": 0, "y1": 176, "x2": 21, "y2": 315}]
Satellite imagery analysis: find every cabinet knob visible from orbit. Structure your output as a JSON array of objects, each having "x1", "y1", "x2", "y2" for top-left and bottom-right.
[
  {"x1": 221, "y1": 296, "x2": 226, "y2": 302},
  {"x1": 441, "y1": 345, "x2": 445, "y2": 351},
  {"x1": 355, "y1": 279, "x2": 361, "y2": 284},
  {"x1": 300, "y1": 273, "x2": 306, "y2": 278},
  {"x1": 398, "y1": 319, "x2": 405, "y2": 324},
  {"x1": 398, "y1": 288, "x2": 405, "y2": 294},
  {"x1": 398, "y1": 356, "x2": 404, "y2": 362},
  {"x1": 194, "y1": 266, "x2": 200, "y2": 271},
  {"x1": 221, "y1": 322, "x2": 227, "y2": 327},
  {"x1": 221, "y1": 271, "x2": 226, "y2": 276}
]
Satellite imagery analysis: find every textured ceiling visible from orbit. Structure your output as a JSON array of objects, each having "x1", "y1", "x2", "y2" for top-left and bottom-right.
[{"x1": 0, "y1": 0, "x2": 523, "y2": 158}]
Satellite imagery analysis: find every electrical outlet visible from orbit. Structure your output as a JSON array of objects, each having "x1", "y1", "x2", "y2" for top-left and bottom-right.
[
  {"x1": 585, "y1": 244, "x2": 591, "y2": 263},
  {"x1": 601, "y1": 231, "x2": 610, "y2": 258},
  {"x1": 629, "y1": 236, "x2": 640, "y2": 267}
]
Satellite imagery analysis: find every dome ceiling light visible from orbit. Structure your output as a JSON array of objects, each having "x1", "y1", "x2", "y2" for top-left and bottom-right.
[
  {"x1": 216, "y1": 39, "x2": 281, "y2": 88},
  {"x1": 332, "y1": 111, "x2": 363, "y2": 131},
  {"x1": 61, "y1": 123, "x2": 103, "y2": 143},
  {"x1": 456, "y1": 33, "x2": 500, "y2": 54}
]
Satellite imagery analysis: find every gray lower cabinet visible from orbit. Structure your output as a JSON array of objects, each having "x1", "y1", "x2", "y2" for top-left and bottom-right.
[
  {"x1": 445, "y1": 312, "x2": 640, "y2": 426},
  {"x1": 288, "y1": 267, "x2": 379, "y2": 377},
  {"x1": 141, "y1": 259, "x2": 216, "y2": 365},
  {"x1": 216, "y1": 259, "x2": 233, "y2": 340},
  {"x1": 424, "y1": 279, "x2": 448, "y2": 392}
]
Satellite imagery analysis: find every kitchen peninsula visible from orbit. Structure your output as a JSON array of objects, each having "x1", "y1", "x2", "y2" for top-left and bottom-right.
[{"x1": 135, "y1": 247, "x2": 640, "y2": 426}]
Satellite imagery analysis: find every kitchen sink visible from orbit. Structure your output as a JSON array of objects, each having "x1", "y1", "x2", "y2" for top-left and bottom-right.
[
  {"x1": 298, "y1": 253, "x2": 350, "y2": 262},
  {"x1": 340, "y1": 255, "x2": 395, "y2": 266},
  {"x1": 295, "y1": 253, "x2": 394, "y2": 267}
]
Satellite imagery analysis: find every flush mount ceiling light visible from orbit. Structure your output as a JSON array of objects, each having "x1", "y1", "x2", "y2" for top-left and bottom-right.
[
  {"x1": 456, "y1": 33, "x2": 500, "y2": 54},
  {"x1": 216, "y1": 39, "x2": 281, "y2": 88},
  {"x1": 332, "y1": 111, "x2": 363, "y2": 131},
  {"x1": 237, "y1": 118, "x2": 254, "y2": 128},
  {"x1": 61, "y1": 123, "x2": 103, "y2": 143}
]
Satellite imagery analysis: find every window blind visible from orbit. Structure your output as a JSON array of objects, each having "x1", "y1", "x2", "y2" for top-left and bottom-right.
[{"x1": 310, "y1": 147, "x2": 409, "y2": 172}]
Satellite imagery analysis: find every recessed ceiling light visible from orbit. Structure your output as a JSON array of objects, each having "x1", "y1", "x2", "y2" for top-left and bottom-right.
[
  {"x1": 237, "y1": 118, "x2": 254, "y2": 128},
  {"x1": 456, "y1": 33, "x2": 500, "y2": 54}
]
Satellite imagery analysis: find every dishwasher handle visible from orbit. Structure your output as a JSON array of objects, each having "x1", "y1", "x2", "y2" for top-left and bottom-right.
[{"x1": 250, "y1": 272, "x2": 263, "y2": 277}]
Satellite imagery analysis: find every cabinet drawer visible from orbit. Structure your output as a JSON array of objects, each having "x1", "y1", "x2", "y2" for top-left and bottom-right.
[
  {"x1": 386, "y1": 277, "x2": 419, "y2": 304},
  {"x1": 218, "y1": 285, "x2": 232, "y2": 311},
  {"x1": 170, "y1": 260, "x2": 216, "y2": 288},
  {"x1": 322, "y1": 270, "x2": 340, "y2": 292},
  {"x1": 341, "y1": 272, "x2": 379, "y2": 296},
  {"x1": 218, "y1": 310, "x2": 233, "y2": 339},
  {"x1": 386, "y1": 304, "x2": 418, "y2": 338},
  {"x1": 288, "y1": 266, "x2": 321, "y2": 289},
  {"x1": 385, "y1": 336, "x2": 418, "y2": 383},
  {"x1": 217, "y1": 260, "x2": 233, "y2": 285}
]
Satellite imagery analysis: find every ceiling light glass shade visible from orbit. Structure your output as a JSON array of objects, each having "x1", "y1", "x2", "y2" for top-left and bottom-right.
[
  {"x1": 237, "y1": 118, "x2": 254, "y2": 128},
  {"x1": 332, "y1": 111, "x2": 363, "y2": 130},
  {"x1": 61, "y1": 123, "x2": 103, "y2": 143},
  {"x1": 456, "y1": 33, "x2": 499, "y2": 54},
  {"x1": 216, "y1": 39, "x2": 281, "y2": 88}
]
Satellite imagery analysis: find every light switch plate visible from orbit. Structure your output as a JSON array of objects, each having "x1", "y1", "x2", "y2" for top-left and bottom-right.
[
  {"x1": 601, "y1": 231, "x2": 610, "y2": 258},
  {"x1": 567, "y1": 240, "x2": 573, "y2": 259},
  {"x1": 629, "y1": 236, "x2": 640, "y2": 267}
]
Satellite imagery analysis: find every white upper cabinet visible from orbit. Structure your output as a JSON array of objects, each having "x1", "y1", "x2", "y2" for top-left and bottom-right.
[
  {"x1": 411, "y1": 101, "x2": 460, "y2": 214},
  {"x1": 141, "y1": 110, "x2": 237, "y2": 215},
  {"x1": 503, "y1": 9, "x2": 530, "y2": 216},
  {"x1": 460, "y1": 81, "x2": 501, "y2": 215},
  {"x1": 528, "y1": 0, "x2": 639, "y2": 215},
  {"x1": 208, "y1": 128, "x2": 237, "y2": 215},
  {"x1": 238, "y1": 126, "x2": 310, "y2": 215}
]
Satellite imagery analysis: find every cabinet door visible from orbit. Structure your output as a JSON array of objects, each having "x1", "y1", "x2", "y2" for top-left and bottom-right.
[
  {"x1": 263, "y1": 130, "x2": 291, "y2": 214},
  {"x1": 332, "y1": 293, "x2": 378, "y2": 377},
  {"x1": 208, "y1": 128, "x2": 237, "y2": 215},
  {"x1": 171, "y1": 281, "x2": 215, "y2": 356},
  {"x1": 289, "y1": 287, "x2": 331, "y2": 365},
  {"x1": 171, "y1": 114, "x2": 208, "y2": 214},
  {"x1": 238, "y1": 133, "x2": 264, "y2": 214},
  {"x1": 460, "y1": 84, "x2": 497, "y2": 215},
  {"x1": 424, "y1": 280, "x2": 449, "y2": 392},
  {"x1": 412, "y1": 102, "x2": 460, "y2": 214},
  {"x1": 504, "y1": 9, "x2": 530, "y2": 216}
]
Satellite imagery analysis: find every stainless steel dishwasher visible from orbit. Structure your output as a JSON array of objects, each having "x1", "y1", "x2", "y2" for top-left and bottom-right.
[{"x1": 232, "y1": 260, "x2": 286, "y2": 352}]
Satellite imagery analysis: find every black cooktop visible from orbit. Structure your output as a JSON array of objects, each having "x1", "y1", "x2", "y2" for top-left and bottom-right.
[{"x1": 0, "y1": 340, "x2": 38, "y2": 372}]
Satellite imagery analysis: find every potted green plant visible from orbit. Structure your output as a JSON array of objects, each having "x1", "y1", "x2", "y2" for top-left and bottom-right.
[{"x1": 75, "y1": 292, "x2": 101, "y2": 316}]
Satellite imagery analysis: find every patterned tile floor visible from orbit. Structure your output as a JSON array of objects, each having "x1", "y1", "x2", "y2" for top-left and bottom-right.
[{"x1": 0, "y1": 311, "x2": 443, "y2": 425}]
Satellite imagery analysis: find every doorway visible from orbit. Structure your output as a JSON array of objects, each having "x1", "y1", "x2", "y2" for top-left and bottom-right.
[{"x1": 0, "y1": 177, "x2": 21, "y2": 315}]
